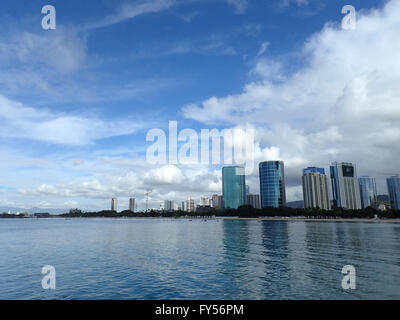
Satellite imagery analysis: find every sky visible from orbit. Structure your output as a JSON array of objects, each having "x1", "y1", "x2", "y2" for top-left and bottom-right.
[{"x1": 0, "y1": 0, "x2": 399, "y2": 212}]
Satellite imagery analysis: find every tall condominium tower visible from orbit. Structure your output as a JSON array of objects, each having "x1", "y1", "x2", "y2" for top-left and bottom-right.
[
  {"x1": 129, "y1": 198, "x2": 135, "y2": 212},
  {"x1": 222, "y1": 166, "x2": 246, "y2": 209},
  {"x1": 259, "y1": 161, "x2": 286, "y2": 208},
  {"x1": 358, "y1": 176, "x2": 377, "y2": 208},
  {"x1": 246, "y1": 194, "x2": 261, "y2": 209},
  {"x1": 186, "y1": 198, "x2": 195, "y2": 213},
  {"x1": 211, "y1": 194, "x2": 219, "y2": 208},
  {"x1": 302, "y1": 167, "x2": 331, "y2": 210},
  {"x1": 330, "y1": 162, "x2": 361, "y2": 209},
  {"x1": 217, "y1": 195, "x2": 224, "y2": 209},
  {"x1": 387, "y1": 176, "x2": 400, "y2": 210},
  {"x1": 111, "y1": 198, "x2": 118, "y2": 212}
]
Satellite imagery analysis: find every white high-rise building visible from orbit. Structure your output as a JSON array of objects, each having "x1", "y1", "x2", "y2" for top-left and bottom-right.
[
  {"x1": 200, "y1": 196, "x2": 211, "y2": 207},
  {"x1": 302, "y1": 167, "x2": 331, "y2": 210},
  {"x1": 186, "y1": 198, "x2": 195, "y2": 213},
  {"x1": 330, "y1": 162, "x2": 361, "y2": 210},
  {"x1": 111, "y1": 198, "x2": 118, "y2": 211},
  {"x1": 129, "y1": 198, "x2": 135, "y2": 212}
]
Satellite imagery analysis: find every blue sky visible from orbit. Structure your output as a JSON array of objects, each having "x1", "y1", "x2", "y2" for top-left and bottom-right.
[{"x1": 0, "y1": 0, "x2": 398, "y2": 212}]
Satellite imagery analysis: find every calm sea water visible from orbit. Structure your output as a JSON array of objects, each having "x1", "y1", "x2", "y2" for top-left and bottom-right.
[{"x1": 0, "y1": 218, "x2": 399, "y2": 300}]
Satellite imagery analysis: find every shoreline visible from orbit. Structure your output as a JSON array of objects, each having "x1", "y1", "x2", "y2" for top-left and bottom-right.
[
  {"x1": 1, "y1": 216, "x2": 400, "y2": 223},
  {"x1": 218, "y1": 217, "x2": 400, "y2": 223}
]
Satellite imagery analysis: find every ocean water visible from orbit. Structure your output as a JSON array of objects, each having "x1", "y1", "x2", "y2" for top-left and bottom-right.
[{"x1": 0, "y1": 218, "x2": 399, "y2": 300}]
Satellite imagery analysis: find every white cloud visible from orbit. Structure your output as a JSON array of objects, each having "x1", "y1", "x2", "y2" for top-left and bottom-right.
[
  {"x1": 85, "y1": 0, "x2": 178, "y2": 30},
  {"x1": 0, "y1": 28, "x2": 86, "y2": 74},
  {"x1": 256, "y1": 41, "x2": 270, "y2": 58},
  {"x1": 0, "y1": 95, "x2": 141, "y2": 145},
  {"x1": 18, "y1": 159, "x2": 223, "y2": 210},
  {"x1": 182, "y1": 0, "x2": 400, "y2": 195}
]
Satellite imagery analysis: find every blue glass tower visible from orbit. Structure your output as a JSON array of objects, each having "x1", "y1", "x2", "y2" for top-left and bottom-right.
[
  {"x1": 387, "y1": 176, "x2": 400, "y2": 210},
  {"x1": 358, "y1": 176, "x2": 377, "y2": 208},
  {"x1": 222, "y1": 166, "x2": 246, "y2": 209},
  {"x1": 259, "y1": 161, "x2": 286, "y2": 208}
]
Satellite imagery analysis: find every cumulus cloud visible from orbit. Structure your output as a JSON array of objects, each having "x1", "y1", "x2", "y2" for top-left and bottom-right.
[
  {"x1": 182, "y1": 0, "x2": 400, "y2": 194},
  {"x1": 0, "y1": 95, "x2": 141, "y2": 145},
  {"x1": 18, "y1": 160, "x2": 223, "y2": 209}
]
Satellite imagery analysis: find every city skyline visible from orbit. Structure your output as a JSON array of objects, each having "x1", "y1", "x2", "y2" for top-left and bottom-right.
[
  {"x1": 100, "y1": 161, "x2": 398, "y2": 213},
  {"x1": 1, "y1": 158, "x2": 398, "y2": 213}
]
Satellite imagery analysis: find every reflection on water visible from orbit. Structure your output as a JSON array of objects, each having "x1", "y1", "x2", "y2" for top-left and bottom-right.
[{"x1": 0, "y1": 219, "x2": 399, "y2": 300}]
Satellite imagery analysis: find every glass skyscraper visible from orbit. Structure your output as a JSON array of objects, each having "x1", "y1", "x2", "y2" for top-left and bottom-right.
[
  {"x1": 259, "y1": 161, "x2": 286, "y2": 208},
  {"x1": 358, "y1": 176, "x2": 377, "y2": 208},
  {"x1": 222, "y1": 166, "x2": 246, "y2": 209},
  {"x1": 387, "y1": 176, "x2": 400, "y2": 210}
]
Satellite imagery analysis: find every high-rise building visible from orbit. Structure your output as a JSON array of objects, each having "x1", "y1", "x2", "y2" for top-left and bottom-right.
[
  {"x1": 218, "y1": 195, "x2": 224, "y2": 209},
  {"x1": 330, "y1": 162, "x2": 361, "y2": 209},
  {"x1": 211, "y1": 194, "x2": 219, "y2": 208},
  {"x1": 186, "y1": 198, "x2": 195, "y2": 212},
  {"x1": 246, "y1": 194, "x2": 261, "y2": 209},
  {"x1": 259, "y1": 161, "x2": 286, "y2": 208},
  {"x1": 387, "y1": 176, "x2": 400, "y2": 210},
  {"x1": 211, "y1": 194, "x2": 224, "y2": 209},
  {"x1": 164, "y1": 200, "x2": 174, "y2": 212},
  {"x1": 111, "y1": 198, "x2": 118, "y2": 211},
  {"x1": 358, "y1": 176, "x2": 377, "y2": 208},
  {"x1": 200, "y1": 196, "x2": 211, "y2": 207},
  {"x1": 129, "y1": 198, "x2": 135, "y2": 212},
  {"x1": 222, "y1": 166, "x2": 246, "y2": 209},
  {"x1": 302, "y1": 167, "x2": 331, "y2": 210}
]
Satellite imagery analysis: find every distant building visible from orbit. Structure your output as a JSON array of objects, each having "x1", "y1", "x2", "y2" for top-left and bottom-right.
[
  {"x1": 302, "y1": 167, "x2": 331, "y2": 210},
  {"x1": 358, "y1": 176, "x2": 377, "y2": 208},
  {"x1": 211, "y1": 194, "x2": 224, "y2": 210},
  {"x1": 245, "y1": 185, "x2": 250, "y2": 197},
  {"x1": 129, "y1": 198, "x2": 135, "y2": 212},
  {"x1": 330, "y1": 162, "x2": 361, "y2": 209},
  {"x1": 181, "y1": 201, "x2": 186, "y2": 212},
  {"x1": 211, "y1": 194, "x2": 219, "y2": 208},
  {"x1": 200, "y1": 196, "x2": 211, "y2": 207},
  {"x1": 387, "y1": 176, "x2": 400, "y2": 210},
  {"x1": 218, "y1": 195, "x2": 224, "y2": 209},
  {"x1": 186, "y1": 198, "x2": 195, "y2": 213},
  {"x1": 222, "y1": 166, "x2": 246, "y2": 209},
  {"x1": 111, "y1": 198, "x2": 118, "y2": 211},
  {"x1": 259, "y1": 161, "x2": 286, "y2": 208},
  {"x1": 246, "y1": 194, "x2": 261, "y2": 209},
  {"x1": 164, "y1": 200, "x2": 174, "y2": 212}
]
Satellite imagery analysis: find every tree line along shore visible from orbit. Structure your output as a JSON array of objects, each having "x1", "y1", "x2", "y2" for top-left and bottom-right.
[{"x1": 2, "y1": 205, "x2": 399, "y2": 219}]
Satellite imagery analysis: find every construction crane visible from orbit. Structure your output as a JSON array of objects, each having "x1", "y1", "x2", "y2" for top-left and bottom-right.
[{"x1": 145, "y1": 189, "x2": 153, "y2": 212}]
